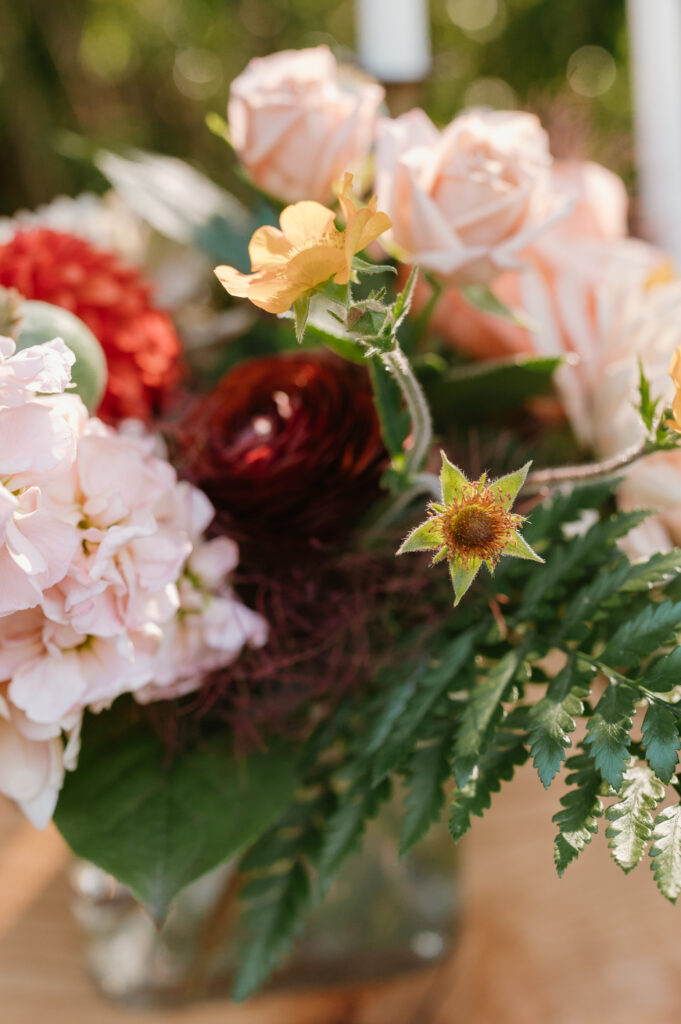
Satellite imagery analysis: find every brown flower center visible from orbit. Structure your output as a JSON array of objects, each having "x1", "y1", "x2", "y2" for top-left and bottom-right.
[{"x1": 450, "y1": 506, "x2": 496, "y2": 548}]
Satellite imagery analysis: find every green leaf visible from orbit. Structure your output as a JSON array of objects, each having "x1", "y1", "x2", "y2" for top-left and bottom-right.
[
  {"x1": 292, "y1": 294, "x2": 310, "y2": 343},
  {"x1": 518, "y1": 511, "x2": 649, "y2": 621},
  {"x1": 232, "y1": 861, "x2": 310, "y2": 1001},
  {"x1": 453, "y1": 649, "x2": 525, "y2": 787},
  {"x1": 54, "y1": 712, "x2": 297, "y2": 919},
  {"x1": 96, "y1": 148, "x2": 260, "y2": 269},
  {"x1": 392, "y1": 265, "x2": 418, "y2": 332},
  {"x1": 620, "y1": 550, "x2": 681, "y2": 592},
  {"x1": 460, "y1": 285, "x2": 537, "y2": 329},
  {"x1": 352, "y1": 255, "x2": 397, "y2": 276},
  {"x1": 650, "y1": 804, "x2": 681, "y2": 902},
  {"x1": 490, "y1": 461, "x2": 532, "y2": 509},
  {"x1": 449, "y1": 558, "x2": 482, "y2": 606},
  {"x1": 606, "y1": 761, "x2": 665, "y2": 873},
  {"x1": 370, "y1": 356, "x2": 410, "y2": 458},
  {"x1": 561, "y1": 560, "x2": 632, "y2": 633},
  {"x1": 440, "y1": 451, "x2": 469, "y2": 504},
  {"x1": 642, "y1": 702, "x2": 681, "y2": 782},
  {"x1": 317, "y1": 777, "x2": 392, "y2": 888},
  {"x1": 553, "y1": 751, "x2": 605, "y2": 875},
  {"x1": 584, "y1": 684, "x2": 637, "y2": 790},
  {"x1": 637, "y1": 358, "x2": 660, "y2": 434},
  {"x1": 600, "y1": 600, "x2": 681, "y2": 668},
  {"x1": 417, "y1": 354, "x2": 561, "y2": 425},
  {"x1": 449, "y1": 724, "x2": 528, "y2": 841},
  {"x1": 371, "y1": 631, "x2": 478, "y2": 783},
  {"x1": 399, "y1": 734, "x2": 451, "y2": 856},
  {"x1": 639, "y1": 647, "x2": 681, "y2": 693},
  {"x1": 528, "y1": 659, "x2": 593, "y2": 788},
  {"x1": 397, "y1": 518, "x2": 443, "y2": 554},
  {"x1": 503, "y1": 530, "x2": 544, "y2": 563}
]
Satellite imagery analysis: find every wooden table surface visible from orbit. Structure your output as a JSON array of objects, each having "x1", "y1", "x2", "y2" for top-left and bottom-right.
[{"x1": 1, "y1": 761, "x2": 680, "y2": 1024}]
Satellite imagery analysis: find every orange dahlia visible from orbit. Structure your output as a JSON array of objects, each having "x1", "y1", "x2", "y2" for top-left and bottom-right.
[{"x1": 0, "y1": 228, "x2": 182, "y2": 422}]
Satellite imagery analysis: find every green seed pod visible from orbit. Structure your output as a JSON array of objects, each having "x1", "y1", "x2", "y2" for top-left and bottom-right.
[{"x1": 15, "y1": 300, "x2": 108, "y2": 412}]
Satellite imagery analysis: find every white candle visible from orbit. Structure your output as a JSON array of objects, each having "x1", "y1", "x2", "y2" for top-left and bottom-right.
[
  {"x1": 627, "y1": 0, "x2": 681, "y2": 263},
  {"x1": 355, "y1": 0, "x2": 432, "y2": 83}
]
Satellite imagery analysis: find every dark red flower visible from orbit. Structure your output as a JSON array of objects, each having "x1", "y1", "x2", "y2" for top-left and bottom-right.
[
  {"x1": 178, "y1": 350, "x2": 388, "y2": 552},
  {"x1": 0, "y1": 228, "x2": 182, "y2": 422}
]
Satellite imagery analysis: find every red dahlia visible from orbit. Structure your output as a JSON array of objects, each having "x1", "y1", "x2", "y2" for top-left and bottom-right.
[
  {"x1": 178, "y1": 351, "x2": 388, "y2": 552},
  {"x1": 0, "y1": 228, "x2": 182, "y2": 422}
]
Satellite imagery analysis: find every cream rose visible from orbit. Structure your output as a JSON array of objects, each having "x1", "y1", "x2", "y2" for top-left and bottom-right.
[
  {"x1": 374, "y1": 107, "x2": 565, "y2": 286},
  {"x1": 228, "y1": 46, "x2": 384, "y2": 204}
]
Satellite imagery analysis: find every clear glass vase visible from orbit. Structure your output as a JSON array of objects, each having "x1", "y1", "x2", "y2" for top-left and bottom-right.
[{"x1": 70, "y1": 802, "x2": 459, "y2": 1008}]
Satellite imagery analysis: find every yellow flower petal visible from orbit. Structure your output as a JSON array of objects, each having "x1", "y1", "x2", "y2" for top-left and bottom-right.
[
  {"x1": 279, "y1": 201, "x2": 337, "y2": 249},
  {"x1": 248, "y1": 226, "x2": 292, "y2": 270}
]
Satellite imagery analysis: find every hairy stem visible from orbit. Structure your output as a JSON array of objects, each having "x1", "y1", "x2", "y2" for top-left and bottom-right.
[
  {"x1": 383, "y1": 343, "x2": 433, "y2": 475},
  {"x1": 524, "y1": 442, "x2": 646, "y2": 494}
]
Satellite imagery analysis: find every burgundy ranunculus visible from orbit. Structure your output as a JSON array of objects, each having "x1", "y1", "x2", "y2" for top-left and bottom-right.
[{"x1": 178, "y1": 351, "x2": 387, "y2": 550}]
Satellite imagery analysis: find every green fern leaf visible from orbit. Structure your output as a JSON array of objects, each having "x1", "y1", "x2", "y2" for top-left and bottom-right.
[
  {"x1": 650, "y1": 804, "x2": 681, "y2": 902},
  {"x1": 600, "y1": 600, "x2": 681, "y2": 668},
  {"x1": 399, "y1": 734, "x2": 451, "y2": 856},
  {"x1": 449, "y1": 727, "x2": 528, "y2": 842},
  {"x1": 317, "y1": 777, "x2": 392, "y2": 888},
  {"x1": 585, "y1": 684, "x2": 637, "y2": 790},
  {"x1": 372, "y1": 631, "x2": 477, "y2": 783},
  {"x1": 620, "y1": 550, "x2": 681, "y2": 592},
  {"x1": 232, "y1": 861, "x2": 310, "y2": 1001},
  {"x1": 452, "y1": 648, "x2": 525, "y2": 787},
  {"x1": 641, "y1": 701, "x2": 681, "y2": 783},
  {"x1": 639, "y1": 647, "x2": 681, "y2": 693},
  {"x1": 606, "y1": 761, "x2": 665, "y2": 872},
  {"x1": 528, "y1": 659, "x2": 593, "y2": 788},
  {"x1": 553, "y1": 751, "x2": 605, "y2": 875}
]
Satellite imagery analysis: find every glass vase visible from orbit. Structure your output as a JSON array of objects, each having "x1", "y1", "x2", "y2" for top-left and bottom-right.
[{"x1": 70, "y1": 802, "x2": 459, "y2": 1008}]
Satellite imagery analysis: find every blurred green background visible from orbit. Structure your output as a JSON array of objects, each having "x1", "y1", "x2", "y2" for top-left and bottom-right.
[{"x1": 0, "y1": 0, "x2": 630, "y2": 216}]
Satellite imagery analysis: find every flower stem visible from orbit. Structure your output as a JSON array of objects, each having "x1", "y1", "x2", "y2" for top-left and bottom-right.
[
  {"x1": 523, "y1": 441, "x2": 646, "y2": 494},
  {"x1": 383, "y1": 343, "x2": 433, "y2": 475}
]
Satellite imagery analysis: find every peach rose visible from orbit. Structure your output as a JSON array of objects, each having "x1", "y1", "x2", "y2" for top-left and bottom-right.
[
  {"x1": 375, "y1": 108, "x2": 566, "y2": 286},
  {"x1": 228, "y1": 46, "x2": 384, "y2": 204}
]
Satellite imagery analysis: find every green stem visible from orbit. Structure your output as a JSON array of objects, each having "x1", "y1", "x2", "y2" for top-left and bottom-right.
[{"x1": 382, "y1": 343, "x2": 433, "y2": 475}]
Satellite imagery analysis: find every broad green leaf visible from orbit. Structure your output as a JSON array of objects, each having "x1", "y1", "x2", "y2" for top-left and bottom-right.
[
  {"x1": 600, "y1": 600, "x2": 681, "y2": 668},
  {"x1": 585, "y1": 684, "x2": 637, "y2": 790},
  {"x1": 606, "y1": 761, "x2": 665, "y2": 872},
  {"x1": 642, "y1": 701, "x2": 681, "y2": 782},
  {"x1": 417, "y1": 354, "x2": 561, "y2": 425},
  {"x1": 450, "y1": 724, "x2": 528, "y2": 841},
  {"x1": 54, "y1": 711, "x2": 297, "y2": 919},
  {"x1": 453, "y1": 649, "x2": 524, "y2": 787},
  {"x1": 96, "y1": 148, "x2": 259, "y2": 269},
  {"x1": 399, "y1": 734, "x2": 450, "y2": 856},
  {"x1": 650, "y1": 804, "x2": 681, "y2": 902},
  {"x1": 528, "y1": 660, "x2": 593, "y2": 788},
  {"x1": 553, "y1": 751, "x2": 605, "y2": 875}
]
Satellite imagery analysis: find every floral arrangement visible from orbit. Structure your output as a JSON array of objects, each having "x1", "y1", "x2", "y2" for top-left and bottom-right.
[{"x1": 5, "y1": 43, "x2": 681, "y2": 1000}]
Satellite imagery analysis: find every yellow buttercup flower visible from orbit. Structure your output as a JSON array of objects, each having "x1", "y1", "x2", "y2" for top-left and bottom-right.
[{"x1": 215, "y1": 173, "x2": 391, "y2": 315}]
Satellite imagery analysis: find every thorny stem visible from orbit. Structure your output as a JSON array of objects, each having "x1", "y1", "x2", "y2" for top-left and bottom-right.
[
  {"x1": 382, "y1": 343, "x2": 433, "y2": 476},
  {"x1": 524, "y1": 442, "x2": 646, "y2": 495}
]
